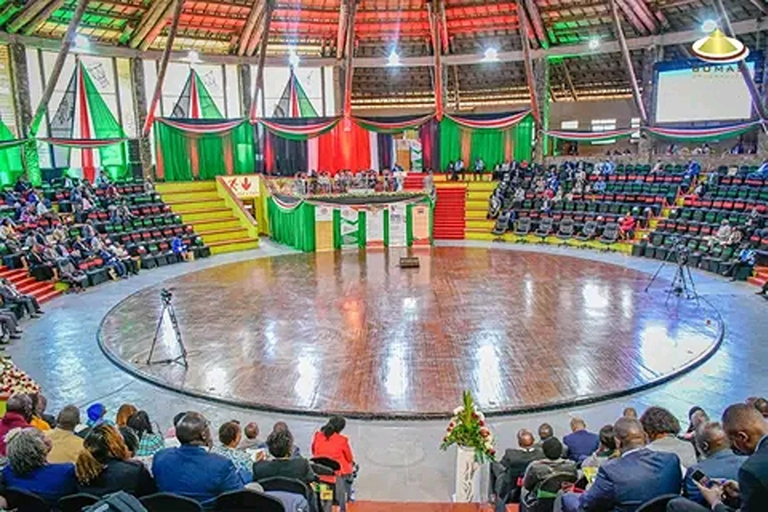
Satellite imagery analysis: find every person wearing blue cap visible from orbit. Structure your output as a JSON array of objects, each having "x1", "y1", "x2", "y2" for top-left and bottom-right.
[{"x1": 77, "y1": 403, "x2": 110, "y2": 440}]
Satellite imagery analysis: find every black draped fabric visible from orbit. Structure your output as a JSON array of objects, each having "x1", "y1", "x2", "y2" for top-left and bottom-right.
[{"x1": 377, "y1": 134, "x2": 393, "y2": 169}]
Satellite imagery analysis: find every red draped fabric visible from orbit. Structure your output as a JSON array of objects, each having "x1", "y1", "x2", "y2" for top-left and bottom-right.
[{"x1": 316, "y1": 123, "x2": 371, "y2": 174}]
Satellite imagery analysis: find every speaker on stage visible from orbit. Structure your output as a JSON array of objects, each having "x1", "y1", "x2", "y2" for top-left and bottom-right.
[
  {"x1": 127, "y1": 139, "x2": 141, "y2": 163},
  {"x1": 399, "y1": 257, "x2": 420, "y2": 268}
]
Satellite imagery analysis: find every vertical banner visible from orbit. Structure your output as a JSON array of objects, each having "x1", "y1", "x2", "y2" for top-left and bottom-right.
[
  {"x1": 366, "y1": 206, "x2": 385, "y2": 248},
  {"x1": 388, "y1": 203, "x2": 407, "y2": 247},
  {"x1": 409, "y1": 139, "x2": 423, "y2": 171},
  {"x1": 411, "y1": 202, "x2": 431, "y2": 246},
  {"x1": 315, "y1": 204, "x2": 334, "y2": 252},
  {"x1": 340, "y1": 206, "x2": 361, "y2": 249}
]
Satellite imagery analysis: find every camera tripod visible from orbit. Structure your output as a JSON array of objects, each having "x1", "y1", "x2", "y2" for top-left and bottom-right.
[
  {"x1": 645, "y1": 249, "x2": 700, "y2": 305},
  {"x1": 146, "y1": 295, "x2": 189, "y2": 367}
]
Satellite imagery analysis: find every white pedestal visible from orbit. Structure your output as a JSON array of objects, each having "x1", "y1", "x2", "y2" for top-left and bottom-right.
[{"x1": 452, "y1": 445, "x2": 488, "y2": 503}]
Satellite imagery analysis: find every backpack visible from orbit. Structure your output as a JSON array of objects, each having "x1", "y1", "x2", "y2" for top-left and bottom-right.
[{"x1": 85, "y1": 492, "x2": 147, "y2": 512}]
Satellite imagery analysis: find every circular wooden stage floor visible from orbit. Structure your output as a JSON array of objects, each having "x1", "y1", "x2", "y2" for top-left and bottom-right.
[{"x1": 98, "y1": 247, "x2": 722, "y2": 419}]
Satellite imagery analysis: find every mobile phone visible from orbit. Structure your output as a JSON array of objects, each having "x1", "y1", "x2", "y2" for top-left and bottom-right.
[{"x1": 691, "y1": 469, "x2": 712, "y2": 488}]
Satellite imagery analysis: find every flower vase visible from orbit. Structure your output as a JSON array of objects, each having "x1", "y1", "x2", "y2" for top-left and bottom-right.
[{"x1": 453, "y1": 445, "x2": 485, "y2": 502}]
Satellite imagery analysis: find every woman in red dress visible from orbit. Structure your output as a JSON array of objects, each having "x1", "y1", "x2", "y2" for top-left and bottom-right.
[{"x1": 311, "y1": 416, "x2": 356, "y2": 500}]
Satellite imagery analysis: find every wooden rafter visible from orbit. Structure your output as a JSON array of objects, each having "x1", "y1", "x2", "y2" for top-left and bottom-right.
[
  {"x1": 516, "y1": 0, "x2": 539, "y2": 125},
  {"x1": 609, "y1": 0, "x2": 647, "y2": 122},
  {"x1": 342, "y1": 0, "x2": 357, "y2": 119},
  {"x1": 250, "y1": 0, "x2": 273, "y2": 119},
  {"x1": 624, "y1": 0, "x2": 657, "y2": 33},
  {"x1": 22, "y1": 0, "x2": 67, "y2": 36},
  {"x1": 139, "y1": 0, "x2": 177, "y2": 51},
  {"x1": 615, "y1": 0, "x2": 647, "y2": 34},
  {"x1": 237, "y1": 0, "x2": 265, "y2": 56},
  {"x1": 130, "y1": 0, "x2": 172, "y2": 49},
  {"x1": 141, "y1": 0, "x2": 185, "y2": 137},
  {"x1": 427, "y1": 0, "x2": 444, "y2": 119},
  {"x1": 336, "y1": 0, "x2": 348, "y2": 60},
  {"x1": 245, "y1": 5, "x2": 269, "y2": 56},
  {"x1": 523, "y1": 0, "x2": 548, "y2": 48},
  {"x1": 560, "y1": 60, "x2": 579, "y2": 101}
]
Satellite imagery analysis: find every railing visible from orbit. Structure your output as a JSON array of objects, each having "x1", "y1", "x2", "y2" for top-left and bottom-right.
[
  {"x1": 214, "y1": 176, "x2": 259, "y2": 240},
  {"x1": 262, "y1": 175, "x2": 427, "y2": 198}
]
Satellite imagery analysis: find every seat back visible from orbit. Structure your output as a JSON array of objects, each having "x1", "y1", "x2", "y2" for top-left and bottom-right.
[
  {"x1": 601, "y1": 222, "x2": 619, "y2": 241},
  {"x1": 516, "y1": 217, "x2": 532, "y2": 233},
  {"x1": 539, "y1": 217, "x2": 553, "y2": 232},
  {"x1": 559, "y1": 218, "x2": 574, "y2": 234},
  {"x1": 583, "y1": 220, "x2": 597, "y2": 235},
  {"x1": 140, "y1": 492, "x2": 203, "y2": 512},
  {"x1": 264, "y1": 491, "x2": 309, "y2": 512},
  {"x1": 4, "y1": 487, "x2": 51, "y2": 512},
  {"x1": 59, "y1": 493, "x2": 100, "y2": 512},
  {"x1": 258, "y1": 477, "x2": 310, "y2": 499},
  {"x1": 635, "y1": 493, "x2": 680, "y2": 512},
  {"x1": 213, "y1": 489, "x2": 286, "y2": 512}
]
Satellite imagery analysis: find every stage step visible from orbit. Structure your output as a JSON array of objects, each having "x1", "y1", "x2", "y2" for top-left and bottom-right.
[
  {"x1": 208, "y1": 237, "x2": 259, "y2": 255},
  {"x1": 748, "y1": 266, "x2": 768, "y2": 288},
  {"x1": 199, "y1": 227, "x2": 251, "y2": 244},
  {"x1": 165, "y1": 198, "x2": 227, "y2": 213},
  {"x1": 178, "y1": 208, "x2": 234, "y2": 222},
  {"x1": 403, "y1": 173, "x2": 427, "y2": 191},
  {"x1": 0, "y1": 266, "x2": 60, "y2": 304},
  {"x1": 434, "y1": 185, "x2": 466, "y2": 240},
  {"x1": 160, "y1": 190, "x2": 221, "y2": 203},
  {"x1": 155, "y1": 181, "x2": 217, "y2": 194},
  {"x1": 187, "y1": 217, "x2": 242, "y2": 231}
]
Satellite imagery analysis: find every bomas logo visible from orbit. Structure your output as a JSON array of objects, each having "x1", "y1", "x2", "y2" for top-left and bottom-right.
[{"x1": 691, "y1": 64, "x2": 740, "y2": 74}]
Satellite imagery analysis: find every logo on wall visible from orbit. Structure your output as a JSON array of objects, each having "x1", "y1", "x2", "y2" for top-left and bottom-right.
[{"x1": 691, "y1": 28, "x2": 749, "y2": 64}]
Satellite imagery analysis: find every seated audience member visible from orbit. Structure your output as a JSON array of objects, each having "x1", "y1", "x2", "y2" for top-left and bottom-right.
[
  {"x1": 493, "y1": 429, "x2": 544, "y2": 508},
  {"x1": 253, "y1": 428, "x2": 317, "y2": 486},
  {"x1": 0, "y1": 278, "x2": 43, "y2": 318},
  {"x1": 29, "y1": 393, "x2": 52, "y2": 431},
  {"x1": 115, "y1": 403, "x2": 138, "y2": 427},
  {"x1": 582, "y1": 424, "x2": 618, "y2": 471},
  {"x1": 153, "y1": 412, "x2": 243, "y2": 503},
  {"x1": 119, "y1": 427, "x2": 140, "y2": 457},
  {"x1": 619, "y1": 213, "x2": 636, "y2": 241},
  {"x1": 127, "y1": 410, "x2": 164, "y2": 457},
  {"x1": 623, "y1": 407, "x2": 638, "y2": 419},
  {"x1": 0, "y1": 394, "x2": 33, "y2": 455},
  {"x1": 752, "y1": 397, "x2": 768, "y2": 418},
  {"x1": 641, "y1": 406, "x2": 698, "y2": 469},
  {"x1": 563, "y1": 417, "x2": 600, "y2": 464},
  {"x1": 668, "y1": 403, "x2": 768, "y2": 512},
  {"x1": 522, "y1": 437, "x2": 577, "y2": 495},
  {"x1": 78, "y1": 403, "x2": 108, "y2": 439},
  {"x1": 562, "y1": 417, "x2": 682, "y2": 512},
  {"x1": 272, "y1": 421, "x2": 302, "y2": 458},
  {"x1": 708, "y1": 220, "x2": 733, "y2": 249},
  {"x1": 46, "y1": 405, "x2": 84, "y2": 464},
  {"x1": 312, "y1": 416, "x2": 356, "y2": 495},
  {"x1": 163, "y1": 411, "x2": 187, "y2": 448},
  {"x1": 238, "y1": 422, "x2": 262, "y2": 451},
  {"x1": 683, "y1": 422, "x2": 746, "y2": 505},
  {"x1": 171, "y1": 235, "x2": 190, "y2": 262},
  {"x1": 212, "y1": 421, "x2": 254, "y2": 483},
  {"x1": 75, "y1": 423, "x2": 156, "y2": 497},
  {"x1": 2, "y1": 427, "x2": 78, "y2": 506},
  {"x1": 683, "y1": 406, "x2": 710, "y2": 459}
]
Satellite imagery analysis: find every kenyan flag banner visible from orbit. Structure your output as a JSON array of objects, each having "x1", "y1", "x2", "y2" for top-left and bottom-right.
[
  {"x1": 544, "y1": 128, "x2": 636, "y2": 141},
  {"x1": 171, "y1": 69, "x2": 223, "y2": 119},
  {"x1": 644, "y1": 121, "x2": 763, "y2": 141}
]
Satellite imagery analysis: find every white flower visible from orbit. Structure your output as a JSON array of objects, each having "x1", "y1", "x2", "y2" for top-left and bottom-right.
[{"x1": 453, "y1": 406, "x2": 465, "y2": 415}]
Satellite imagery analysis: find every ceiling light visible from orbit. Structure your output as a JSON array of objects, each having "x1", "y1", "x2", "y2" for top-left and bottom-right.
[
  {"x1": 186, "y1": 50, "x2": 202, "y2": 64},
  {"x1": 482, "y1": 48, "x2": 499, "y2": 62},
  {"x1": 701, "y1": 19, "x2": 718, "y2": 33},
  {"x1": 73, "y1": 34, "x2": 89, "y2": 49},
  {"x1": 288, "y1": 48, "x2": 300, "y2": 68},
  {"x1": 387, "y1": 49, "x2": 401, "y2": 67},
  {"x1": 588, "y1": 37, "x2": 600, "y2": 50}
]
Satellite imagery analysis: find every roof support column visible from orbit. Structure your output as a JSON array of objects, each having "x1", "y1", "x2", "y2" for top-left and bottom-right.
[
  {"x1": 8, "y1": 42, "x2": 36, "y2": 181},
  {"x1": 532, "y1": 57, "x2": 549, "y2": 163},
  {"x1": 141, "y1": 0, "x2": 185, "y2": 137},
  {"x1": 341, "y1": 0, "x2": 357, "y2": 124},
  {"x1": 238, "y1": 64, "x2": 252, "y2": 118},
  {"x1": 610, "y1": 0, "x2": 647, "y2": 124},
  {"x1": 639, "y1": 44, "x2": 661, "y2": 161},
  {"x1": 517, "y1": 1, "x2": 540, "y2": 126},
  {"x1": 427, "y1": 1, "x2": 444, "y2": 120},
  {"x1": 250, "y1": 0, "x2": 273, "y2": 121},
  {"x1": 130, "y1": 57, "x2": 153, "y2": 180},
  {"x1": 713, "y1": 0, "x2": 768, "y2": 121},
  {"x1": 29, "y1": 0, "x2": 88, "y2": 137}
]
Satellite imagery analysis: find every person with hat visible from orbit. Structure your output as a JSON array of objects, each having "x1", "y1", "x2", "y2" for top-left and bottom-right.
[{"x1": 77, "y1": 403, "x2": 109, "y2": 439}]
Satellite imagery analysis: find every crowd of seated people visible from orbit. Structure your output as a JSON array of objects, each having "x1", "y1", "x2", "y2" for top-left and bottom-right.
[
  {"x1": 0, "y1": 393, "x2": 357, "y2": 511},
  {"x1": 638, "y1": 164, "x2": 767, "y2": 281},
  {"x1": 491, "y1": 397, "x2": 768, "y2": 512},
  {"x1": 282, "y1": 165, "x2": 418, "y2": 195}
]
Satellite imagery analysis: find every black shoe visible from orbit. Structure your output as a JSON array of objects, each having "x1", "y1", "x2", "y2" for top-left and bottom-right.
[
  {"x1": 9, "y1": 334, "x2": 20, "y2": 340},
  {"x1": 30, "y1": 314, "x2": 41, "y2": 319},
  {"x1": 756, "y1": 291, "x2": 766, "y2": 295}
]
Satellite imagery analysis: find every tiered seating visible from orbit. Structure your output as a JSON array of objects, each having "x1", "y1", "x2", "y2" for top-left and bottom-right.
[{"x1": 635, "y1": 171, "x2": 767, "y2": 281}]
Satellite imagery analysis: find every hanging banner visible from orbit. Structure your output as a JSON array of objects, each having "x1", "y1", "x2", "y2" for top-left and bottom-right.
[
  {"x1": 315, "y1": 205, "x2": 334, "y2": 252},
  {"x1": 410, "y1": 139, "x2": 423, "y2": 171},
  {"x1": 411, "y1": 203, "x2": 431, "y2": 246},
  {"x1": 366, "y1": 206, "x2": 385, "y2": 248},
  {"x1": 388, "y1": 204, "x2": 407, "y2": 247},
  {"x1": 339, "y1": 207, "x2": 361, "y2": 249}
]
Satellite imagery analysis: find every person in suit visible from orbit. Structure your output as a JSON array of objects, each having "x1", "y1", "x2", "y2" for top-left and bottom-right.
[
  {"x1": 1, "y1": 427, "x2": 78, "y2": 506},
  {"x1": 641, "y1": 406, "x2": 698, "y2": 469},
  {"x1": 493, "y1": 429, "x2": 545, "y2": 510},
  {"x1": 561, "y1": 417, "x2": 682, "y2": 512},
  {"x1": 152, "y1": 411, "x2": 243, "y2": 504},
  {"x1": 563, "y1": 417, "x2": 600, "y2": 464},
  {"x1": 668, "y1": 403, "x2": 768, "y2": 512},
  {"x1": 252, "y1": 428, "x2": 317, "y2": 486},
  {"x1": 683, "y1": 422, "x2": 746, "y2": 505},
  {"x1": 46, "y1": 405, "x2": 84, "y2": 464},
  {"x1": 0, "y1": 278, "x2": 43, "y2": 318},
  {"x1": 75, "y1": 423, "x2": 156, "y2": 497}
]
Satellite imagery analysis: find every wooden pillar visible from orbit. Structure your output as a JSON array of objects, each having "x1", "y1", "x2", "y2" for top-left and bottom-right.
[
  {"x1": 141, "y1": 0, "x2": 185, "y2": 137},
  {"x1": 517, "y1": 1, "x2": 540, "y2": 125},
  {"x1": 639, "y1": 44, "x2": 661, "y2": 161},
  {"x1": 29, "y1": 0, "x2": 89, "y2": 136},
  {"x1": 8, "y1": 43, "x2": 32, "y2": 138},
  {"x1": 130, "y1": 58, "x2": 153, "y2": 179},
  {"x1": 341, "y1": 0, "x2": 357, "y2": 121},
  {"x1": 238, "y1": 64, "x2": 252, "y2": 118},
  {"x1": 427, "y1": 1, "x2": 444, "y2": 119},
  {"x1": 610, "y1": 0, "x2": 647, "y2": 124},
  {"x1": 250, "y1": 1, "x2": 273, "y2": 121},
  {"x1": 533, "y1": 58, "x2": 549, "y2": 163}
]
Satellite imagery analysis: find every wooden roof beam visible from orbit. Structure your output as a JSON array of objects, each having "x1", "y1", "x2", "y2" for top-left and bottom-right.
[
  {"x1": 236, "y1": 0, "x2": 264, "y2": 56},
  {"x1": 6, "y1": 0, "x2": 58, "y2": 34},
  {"x1": 427, "y1": 0, "x2": 444, "y2": 118},
  {"x1": 516, "y1": 0, "x2": 539, "y2": 124},
  {"x1": 615, "y1": 0, "x2": 649, "y2": 34},
  {"x1": 335, "y1": 0, "x2": 348, "y2": 60},
  {"x1": 250, "y1": 0, "x2": 273, "y2": 119},
  {"x1": 244, "y1": 4, "x2": 269, "y2": 56},
  {"x1": 624, "y1": 0, "x2": 657, "y2": 33},
  {"x1": 560, "y1": 59, "x2": 579, "y2": 101},
  {"x1": 523, "y1": 0, "x2": 548, "y2": 48},
  {"x1": 342, "y1": 0, "x2": 357, "y2": 119},
  {"x1": 129, "y1": 0, "x2": 172, "y2": 49},
  {"x1": 609, "y1": 0, "x2": 646, "y2": 122}
]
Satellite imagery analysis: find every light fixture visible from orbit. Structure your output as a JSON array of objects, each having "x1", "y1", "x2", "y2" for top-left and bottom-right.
[
  {"x1": 387, "y1": 49, "x2": 401, "y2": 67},
  {"x1": 482, "y1": 47, "x2": 499, "y2": 62},
  {"x1": 691, "y1": 28, "x2": 749, "y2": 63},
  {"x1": 288, "y1": 48, "x2": 300, "y2": 68},
  {"x1": 186, "y1": 50, "x2": 202, "y2": 64},
  {"x1": 701, "y1": 19, "x2": 718, "y2": 33},
  {"x1": 588, "y1": 37, "x2": 600, "y2": 50},
  {"x1": 73, "y1": 34, "x2": 89, "y2": 49}
]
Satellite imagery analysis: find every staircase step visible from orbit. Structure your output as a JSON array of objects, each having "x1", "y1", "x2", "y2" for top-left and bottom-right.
[
  {"x1": 208, "y1": 237, "x2": 259, "y2": 255},
  {"x1": 748, "y1": 276, "x2": 767, "y2": 287},
  {"x1": 187, "y1": 218, "x2": 242, "y2": 231},
  {"x1": 199, "y1": 227, "x2": 250, "y2": 243},
  {"x1": 0, "y1": 268, "x2": 28, "y2": 280},
  {"x1": 155, "y1": 181, "x2": 216, "y2": 194},
  {"x1": 36, "y1": 289, "x2": 61, "y2": 304},
  {"x1": 18, "y1": 281, "x2": 53, "y2": 295},
  {"x1": 180, "y1": 208, "x2": 234, "y2": 222},
  {"x1": 167, "y1": 199, "x2": 227, "y2": 213},
  {"x1": 160, "y1": 190, "x2": 221, "y2": 203}
]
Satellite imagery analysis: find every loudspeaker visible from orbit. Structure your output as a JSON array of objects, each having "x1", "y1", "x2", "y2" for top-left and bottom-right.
[
  {"x1": 127, "y1": 139, "x2": 141, "y2": 163},
  {"x1": 398, "y1": 256, "x2": 420, "y2": 268}
]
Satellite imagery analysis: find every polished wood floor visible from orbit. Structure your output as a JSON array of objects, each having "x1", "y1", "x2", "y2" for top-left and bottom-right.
[{"x1": 99, "y1": 247, "x2": 721, "y2": 418}]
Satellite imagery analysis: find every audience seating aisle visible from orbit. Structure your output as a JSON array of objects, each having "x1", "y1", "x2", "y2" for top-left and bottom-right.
[{"x1": 634, "y1": 167, "x2": 767, "y2": 284}]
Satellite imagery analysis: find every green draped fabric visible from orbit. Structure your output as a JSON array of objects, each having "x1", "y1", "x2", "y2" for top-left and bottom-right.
[
  {"x1": 0, "y1": 120, "x2": 23, "y2": 187},
  {"x1": 154, "y1": 121, "x2": 255, "y2": 181},
  {"x1": 267, "y1": 198, "x2": 316, "y2": 252},
  {"x1": 82, "y1": 65, "x2": 128, "y2": 180},
  {"x1": 439, "y1": 115, "x2": 534, "y2": 170},
  {"x1": 195, "y1": 72, "x2": 223, "y2": 119}
]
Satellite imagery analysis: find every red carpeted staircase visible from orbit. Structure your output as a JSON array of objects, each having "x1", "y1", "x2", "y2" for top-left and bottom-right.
[
  {"x1": 404, "y1": 173, "x2": 426, "y2": 191},
  {"x1": 0, "y1": 267, "x2": 60, "y2": 304},
  {"x1": 748, "y1": 265, "x2": 768, "y2": 289},
  {"x1": 433, "y1": 185, "x2": 466, "y2": 240}
]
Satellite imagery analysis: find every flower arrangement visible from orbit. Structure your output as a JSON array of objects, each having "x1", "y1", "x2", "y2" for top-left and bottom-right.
[
  {"x1": 0, "y1": 358, "x2": 40, "y2": 395},
  {"x1": 440, "y1": 390, "x2": 495, "y2": 462}
]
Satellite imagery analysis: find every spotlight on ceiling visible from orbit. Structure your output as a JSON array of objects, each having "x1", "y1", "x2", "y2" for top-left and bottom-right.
[
  {"x1": 288, "y1": 48, "x2": 300, "y2": 68},
  {"x1": 588, "y1": 37, "x2": 600, "y2": 50},
  {"x1": 387, "y1": 49, "x2": 401, "y2": 67},
  {"x1": 73, "y1": 34, "x2": 89, "y2": 49},
  {"x1": 701, "y1": 19, "x2": 718, "y2": 33},
  {"x1": 187, "y1": 50, "x2": 202, "y2": 64},
  {"x1": 482, "y1": 47, "x2": 499, "y2": 62}
]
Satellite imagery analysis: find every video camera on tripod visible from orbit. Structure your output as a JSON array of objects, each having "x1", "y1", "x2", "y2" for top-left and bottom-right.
[
  {"x1": 665, "y1": 235, "x2": 691, "y2": 265},
  {"x1": 160, "y1": 288, "x2": 173, "y2": 304},
  {"x1": 645, "y1": 234, "x2": 700, "y2": 304}
]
